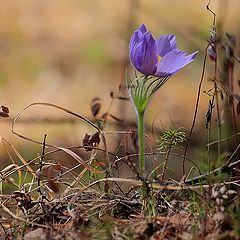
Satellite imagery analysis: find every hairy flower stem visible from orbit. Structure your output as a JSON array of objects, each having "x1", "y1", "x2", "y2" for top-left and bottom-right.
[
  {"x1": 138, "y1": 111, "x2": 145, "y2": 177},
  {"x1": 137, "y1": 111, "x2": 148, "y2": 212}
]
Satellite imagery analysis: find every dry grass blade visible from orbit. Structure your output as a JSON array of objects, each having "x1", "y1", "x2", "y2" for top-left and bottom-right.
[
  {"x1": 11, "y1": 102, "x2": 99, "y2": 147},
  {"x1": 0, "y1": 163, "x2": 22, "y2": 189},
  {"x1": 57, "y1": 145, "x2": 102, "y2": 174},
  {"x1": 81, "y1": 177, "x2": 142, "y2": 191},
  {"x1": 151, "y1": 180, "x2": 240, "y2": 190},
  {"x1": 1, "y1": 137, "x2": 37, "y2": 179},
  {"x1": 1, "y1": 164, "x2": 17, "y2": 174},
  {"x1": 11, "y1": 102, "x2": 103, "y2": 174},
  {"x1": 64, "y1": 147, "x2": 98, "y2": 195},
  {"x1": 12, "y1": 102, "x2": 99, "y2": 134}
]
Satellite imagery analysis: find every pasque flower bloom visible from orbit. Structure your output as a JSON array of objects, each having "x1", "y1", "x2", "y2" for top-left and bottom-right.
[{"x1": 130, "y1": 24, "x2": 198, "y2": 77}]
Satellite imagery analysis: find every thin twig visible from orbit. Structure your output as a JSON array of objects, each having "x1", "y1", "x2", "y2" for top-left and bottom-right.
[
  {"x1": 185, "y1": 143, "x2": 240, "y2": 185},
  {"x1": 185, "y1": 159, "x2": 240, "y2": 184},
  {"x1": 37, "y1": 134, "x2": 47, "y2": 196},
  {"x1": 183, "y1": 47, "x2": 208, "y2": 178}
]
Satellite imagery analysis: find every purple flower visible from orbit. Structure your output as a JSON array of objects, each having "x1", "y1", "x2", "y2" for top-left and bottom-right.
[{"x1": 129, "y1": 24, "x2": 198, "y2": 77}]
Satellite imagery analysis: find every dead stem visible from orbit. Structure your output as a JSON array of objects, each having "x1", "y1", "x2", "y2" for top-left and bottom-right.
[{"x1": 183, "y1": 47, "x2": 208, "y2": 178}]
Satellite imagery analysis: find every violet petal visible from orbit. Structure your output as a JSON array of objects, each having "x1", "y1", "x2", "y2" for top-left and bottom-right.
[
  {"x1": 130, "y1": 30, "x2": 144, "y2": 63},
  {"x1": 138, "y1": 24, "x2": 147, "y2": 34},
  {"x1": 131, "y1": 32, "x2": 158, "y2": 76},
  {"x1": 156, "y1": 35, "x2": 177, "y2": 57},
  {"x1": 156, "y1": 50, "x2": 198, "y2": 77}
]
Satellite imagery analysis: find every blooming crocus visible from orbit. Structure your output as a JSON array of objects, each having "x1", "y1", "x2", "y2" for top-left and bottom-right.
[
  {"x1": 127, "y1": 24, "x2": 198, "y2": 198},
  {"x1": 129, "y1": 24, "x2": 198, "y2": 77}
]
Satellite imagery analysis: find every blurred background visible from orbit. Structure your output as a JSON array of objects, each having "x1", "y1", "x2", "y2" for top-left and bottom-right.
[{"x1": 0, "y1": 0, "x2": 240, "y2": 174}]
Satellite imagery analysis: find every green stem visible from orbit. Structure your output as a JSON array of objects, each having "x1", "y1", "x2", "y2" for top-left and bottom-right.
[
  {"x1": 138, "y1": 111, "x2": 145, "y2": 178},
  {"x1": 138, "y1": 110, "x2": 149, "y2": 214}
]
